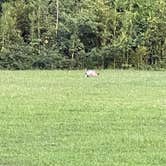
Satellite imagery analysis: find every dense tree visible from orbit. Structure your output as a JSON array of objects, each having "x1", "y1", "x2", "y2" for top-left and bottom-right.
[{"x1": 0, "y1": 0, "x2": 166, "y2": 70}]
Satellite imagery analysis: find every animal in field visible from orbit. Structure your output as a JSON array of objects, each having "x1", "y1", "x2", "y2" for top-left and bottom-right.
[{"x1": 85, "y1": 69, "x2": 99, "y2": 77}]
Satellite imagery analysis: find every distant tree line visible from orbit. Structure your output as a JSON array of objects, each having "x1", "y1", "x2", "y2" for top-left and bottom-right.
[{"x1": 0, "y1": 0, "x2": 166, "y2": 70}]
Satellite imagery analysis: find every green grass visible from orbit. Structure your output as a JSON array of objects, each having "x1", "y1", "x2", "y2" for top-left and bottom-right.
[{"x1": 0, "y1": 70, "x2": 166, "y2": 166}]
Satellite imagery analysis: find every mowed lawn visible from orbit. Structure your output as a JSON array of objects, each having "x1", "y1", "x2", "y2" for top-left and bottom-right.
[{"x1": 0, "y1": 70, "x2": 166, "y2": 166}]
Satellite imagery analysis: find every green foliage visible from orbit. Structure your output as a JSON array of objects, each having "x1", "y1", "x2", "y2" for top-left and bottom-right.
[
  {"x1": 0, "y1": 0, "x2": 166, "y2": 69},
  {"x1": 0, "y1": 44, "x2": 34, "y2": 69}
]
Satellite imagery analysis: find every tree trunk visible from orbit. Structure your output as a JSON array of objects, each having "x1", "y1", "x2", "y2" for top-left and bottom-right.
[
  {"x1": 56, "y1": 0, "x2": 59, "y2": 37},
  {"x1": 113, "y1": 57, "x2": 116, "y2": 69}
]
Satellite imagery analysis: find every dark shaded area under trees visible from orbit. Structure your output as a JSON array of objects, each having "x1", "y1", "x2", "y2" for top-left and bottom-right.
[{"x1": 0, "y1": 0, "x2": 166, "y2": 70}]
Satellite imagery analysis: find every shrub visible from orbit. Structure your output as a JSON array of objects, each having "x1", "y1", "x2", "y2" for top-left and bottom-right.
[{"x1": 0, "y1": 45, "x2": 34, "y2": 70}]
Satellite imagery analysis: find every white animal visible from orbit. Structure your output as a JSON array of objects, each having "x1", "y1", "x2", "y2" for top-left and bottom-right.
[{"x1": 85, "y1": 70, "x2": 99, "y2": 77}]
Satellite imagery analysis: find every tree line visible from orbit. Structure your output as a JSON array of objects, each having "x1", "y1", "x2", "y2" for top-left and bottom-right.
[{"x1": 0, "y1": 0, "x2": 166, "y2": 70}]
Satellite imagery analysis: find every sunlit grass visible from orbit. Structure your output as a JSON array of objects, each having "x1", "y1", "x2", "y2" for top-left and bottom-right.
[{"x1": 0, "y1": 70, "x2": 166, "y2": 165}]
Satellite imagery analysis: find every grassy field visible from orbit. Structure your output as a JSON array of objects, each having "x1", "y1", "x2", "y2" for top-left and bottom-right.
[{"x1": 0, "y1": 70, "x2": 166, "y2": 166}]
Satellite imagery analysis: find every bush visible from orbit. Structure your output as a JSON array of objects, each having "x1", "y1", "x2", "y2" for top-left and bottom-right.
[
  {"x1": 32, "y1": 49, "x2": 77, "y2": 70},
  {"x1": 121, "y1": 63, "x2": 132, "y2": 69},
  {"x1": 157, "y1": 60, "x2": 166, "y2": 69},
  {"x1": 0, "y1": 45, "x2": 34, "y2": 70},
  {"x1": 60, "y1": 58, "x2": 77, "y2": 69},
  {"x1": 32, "y1": 54, "x2": 63, "y2": 70}
]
